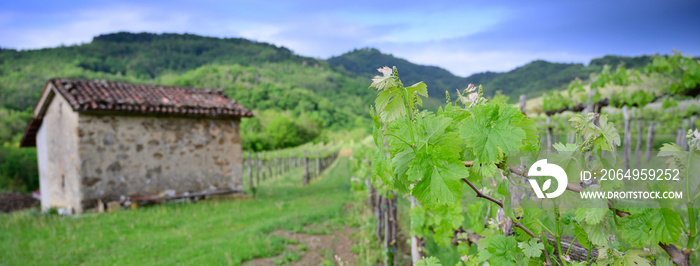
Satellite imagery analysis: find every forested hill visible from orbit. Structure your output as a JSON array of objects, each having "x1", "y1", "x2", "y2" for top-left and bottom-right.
[
  {"x1": 328, "y1": 48, "x2": 468, "y2": 98},
  {"x1": 1, "y1": 32, "x2": 655, "y2": 113},
  {"x1": 0, "y1": 32, "x2": 320, "y2": 111},
  {"x1": 329, "y1": 48, "x2": 654, "y2": 99}
]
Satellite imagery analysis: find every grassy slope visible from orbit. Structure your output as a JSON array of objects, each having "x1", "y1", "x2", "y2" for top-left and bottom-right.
[{"x1": 0, "y1": 158, "x2": 352, "y2": 265}]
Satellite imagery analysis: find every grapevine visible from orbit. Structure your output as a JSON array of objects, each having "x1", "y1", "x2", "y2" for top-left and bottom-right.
[{"x1": 365, "y1": 65, "x2": 698, "y2": 265}]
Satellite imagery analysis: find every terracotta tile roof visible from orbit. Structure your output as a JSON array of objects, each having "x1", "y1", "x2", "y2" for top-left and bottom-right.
[
  {"x1": 49, "y1": 78, "x2": 253, "y2": 117},
  {"x1": 20, "y1": 78, "x2": 252, "y2": 147}
]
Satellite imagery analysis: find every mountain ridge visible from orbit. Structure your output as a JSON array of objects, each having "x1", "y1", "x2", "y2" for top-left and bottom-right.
[{"x1": 328, "y1": 48, "x2": 654, "y2": 100}]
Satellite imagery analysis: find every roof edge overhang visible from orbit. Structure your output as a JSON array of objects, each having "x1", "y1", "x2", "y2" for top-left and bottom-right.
[
  {"x1": 19, "y1": 118, "x2": 43, "y2": 147},
  {"x1": 20, "y1": 80, "x2": 59, "y2": 147},
  {"x1": 33, "y1": 80, "x2": 58, "y2": 117}
]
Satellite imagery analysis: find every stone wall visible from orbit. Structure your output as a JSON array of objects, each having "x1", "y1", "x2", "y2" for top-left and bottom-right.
[
  {"x1": 76, "y1": 114, "x2": 243, "y2": 209},
  {"x1": 36, "y1": 91, "x2": 82, "y2": 212}
]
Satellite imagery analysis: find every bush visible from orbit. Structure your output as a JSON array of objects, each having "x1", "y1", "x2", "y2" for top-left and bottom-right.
[{"x1": 0, "y1": 143, "x2": 38, "y2": 193}]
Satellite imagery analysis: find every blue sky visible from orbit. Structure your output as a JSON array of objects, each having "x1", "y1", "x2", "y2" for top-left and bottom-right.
[{"x1": 1, "y1": 0, "x2": 698, "y2": 76}]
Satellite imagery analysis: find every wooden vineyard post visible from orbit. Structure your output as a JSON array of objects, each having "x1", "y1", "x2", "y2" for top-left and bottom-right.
[
  {"x1": 645, "y1": 121, "x2": 655, "y2": 162},
  {"x1": 286, "y1": 152, "x2": 290, "y2": 172},
  {"x1": 367, "y1": 157, "x2": 375, "y2": 212},
  {"x1": 383, "y1": 193, "x2": 397, "y2": 266},
  {"x1": 274, "y1": 151, "x2": 278, "y2": 176},
  {"x1": 546, "y1": 115, "x2": 553, "y2": 152},
  {"x1": 247, "y1": 151, "x2": 253, "y2": 190},
  {"x1": 272, "y1": 151, "x2": 276, "y2": 177},
  {"x1": 303, "y1": 150, "x2": 309, "y2": 186},
  {"x1": 257, "y1": 152, "x2": 263, "y2": 183},
  {"x1": 622, "y1": 106, "x2": 631, "y2": 170},
  {"x1": 691, "y1": 115, "x2": 698, "y2": 132},
  {"x1": 567, "y1": 131, "x2": 575, "y2": 144},
  {"x1": 281, "y1": 152, "x2": 286, "y2": 174},
  {"x1": 266, "y1": 151, "x2": 272, "y2": 179},
  {"x1": 277, "y1": 151, "x2": 282, "y2": 176},
  {"x1": 677, "y1": 119, "x2": 689, "y2": 150},
  {"x1": 635, "y1": 117, "x2": 643, "y2": 168},
  {"x1": 377, "y1": 195, "x2": 384, "y2": 243},
  {"x1": 410, "y1": 196, "x2": 425, "y2": 264},
  {"x1": 392, "y1": 193, "x2": 398, "y2": 266},
  {"x1": 319, "y1": 151, "x2": 324, "y2": 171},
  {"x1": 519, "y1": 94, "x2": 527, "y2": 116},
  {"x1": 384, "y1": 194, "x2": 391, "y2": 265},
  {"x1": 260, "y1": 152, "x2": 265, "y2": 181},
  {"x1": 316, "y1": 151, "x2": 321, "y2": 177}
]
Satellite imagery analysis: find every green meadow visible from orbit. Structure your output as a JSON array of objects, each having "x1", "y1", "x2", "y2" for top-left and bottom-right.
[{"x1": 0, "y1": 158, "x2": 353, "y2": 265}]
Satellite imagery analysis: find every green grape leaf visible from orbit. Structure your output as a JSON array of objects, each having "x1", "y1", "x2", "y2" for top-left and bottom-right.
[
  {"x1": 658, "y1": 143, "x2": 684, "y2": 153},
  {"x1": 406, "y1": 82, "x2": 428, "y2": 107},
  {"x1": 654, "y1": 255, "x2": 673, "y2": 266},
  {"x1": 594, "y1": 115, "x2": 621, "y2": 151},
  {"x1": 370, "y1": 109, "x2": 383, "y2": 148},
  {"x1": 412, "y1": 161, "x2": 464, "y2": 207},
  {"x1": 406, "y1": 82, "x2": 428, "y2": 97},
  {"x1": 621, "y1": 250, "x2": 651, "y2": 266},
  {"x1": 573, "y1": 224, "x2": 592, "y2": 250},
  {"x1": 386, "y1": 117, "x2": 412, "y2": 154},
  {"x1": 649, "y1": 208, "x2": 683, "y2": 244},
  {"x1": 582, "y1": 223, "x2": 608, "y2": 247},
  {"x1": 431, "y1": 203, "x2": 465, "y2": 246},
  {"x1": 406, "y1": 152, "x2": 429, "y2": 182},
  {"x1": 553, "y1": 143, "x2": 578, "y2": 152},
  {"x1": 419, "y1": 115, "x2": 453, "y2": 145},
  {"x1": 575, "y1": 207, "x2": 607, "y2": 225},
  {"x1": 517, "y1": 238, "x2": 544, "y2": 258},
  {"x1": 416, "y1": 256, "x2": 442, "y2": 266},
  {"x1": 431, "y1": 132, "x2": 463, "y2": 160},
  {"x1": 487, "y1": 235, "x2": 518, "y2": 266},
  {"x1": 621, "y1": 227, "x2": 648, "y2": 247},
  {"x1": 460, "y1": 102, "x2": 526, "y2": 164},
  {"x1": 619, "y1": 208, "x2": 654, "y2": 246},
  {"x1": 392, "y1": 149, "x2": 415, "y2": 181},
  {"x1": 372, "y1": 149, "x2": 390, "y2": 186},
  {"x1": 469, "y1": 161, "x2": 498, "y2": 180},
  {"x1": 438, "y1": 103, "x2": 471, "y2": 126},
  {"x1": 376, "y1": 88, "x2": 406, "y2": 123},
  {"x1": 619, "y1": 208, "x2": 683, "y2": 246},
  {"x1": 513, "y1": 113, "x2": 539, "y2": 146}
]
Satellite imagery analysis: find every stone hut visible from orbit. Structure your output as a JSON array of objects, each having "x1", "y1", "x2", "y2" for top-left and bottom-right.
[{"x1": 20, "y1": 78, "x2": 253, "y2": 213}]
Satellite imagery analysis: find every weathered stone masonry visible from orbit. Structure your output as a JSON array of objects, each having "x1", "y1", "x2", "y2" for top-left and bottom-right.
[{"x1": 77, "y1": 115, "x2": 243, "y2": 209}]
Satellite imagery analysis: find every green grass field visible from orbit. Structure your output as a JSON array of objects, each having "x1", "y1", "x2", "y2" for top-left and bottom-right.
[{"x1": 0, "y1": 158, "x2": 352, "y2": 265}]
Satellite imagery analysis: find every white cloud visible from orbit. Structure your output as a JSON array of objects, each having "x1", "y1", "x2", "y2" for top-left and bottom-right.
[
  {"x1": 229, "y1": 15, "x2": 382, "y2": 57},
  {"x1": 390, "y1": 48, "x2": 595, "y2": 76},
  {"x1": 0, "y1": 5, "x2": 192, "y2": 49}
]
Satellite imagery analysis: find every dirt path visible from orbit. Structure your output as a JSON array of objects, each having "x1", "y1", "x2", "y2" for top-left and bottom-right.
[{"x1": 244, "y1": 227, "x2": 357, "y2": 266}]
